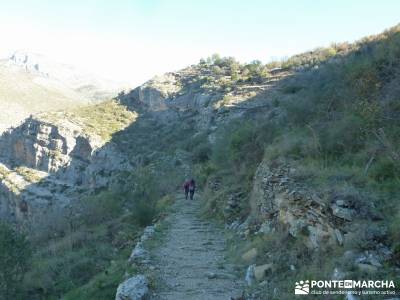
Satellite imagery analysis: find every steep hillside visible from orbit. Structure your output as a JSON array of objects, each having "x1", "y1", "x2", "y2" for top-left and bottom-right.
[
  {"x1": 198, "y1": 25, "x2": 400, "y2": 298},
  {"x1": 0, "y1": 63, "x2": 87, "y2": 133}
]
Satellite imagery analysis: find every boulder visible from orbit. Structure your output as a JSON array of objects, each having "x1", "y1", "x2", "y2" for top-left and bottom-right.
[
  {"x1": 140, "y1": 225, "x2": 155, "y2": 242},
  {"x1": 254, "y1": 263, "x2": 274, "y2": 281},
  {"x1": 306, "y1": 224, "x2": 336, "y2": 249},
  {"x1": 355, "y1": 251, "x2": 383, "y2": 268},
  {"x1": 257, "y1": 222, "x2": 273, "y2": 234},
  {"x1": 367, "y1": 254, "x2": 382, "y2": 268},
  {"x1": 334, "y1": 229, "x2": 344, "y2": 246},
  {"x1": 242, "y1": 248, "x2": 258, "y2": 262},
  {"x1": 205, "y1": 271, "x2": 217, "y2": 279},
  {"x1": 343, "y1": 250, "x2": 357, "y2": 261},
  {"x1": 245, "y1": 264, "x2": 256, "y2": 286},
  {"x1": 331, "y1": 204, "x2": 354, "y2": 221},
  {"x1": 129, "y1": 242, "x2": 149, "y2": 264},
  {"x1": 335, "y1": 199, "x2": 346, "y2": 207},
  {"x1": 376, "y1": 243, "x2": 393, "y2": 261},
  {"x1": 115, "y1": 275, "x2": 149, "y2": 300}
]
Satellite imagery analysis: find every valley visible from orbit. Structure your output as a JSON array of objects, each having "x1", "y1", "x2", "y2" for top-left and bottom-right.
[{"x1": 0, "y1": 24, "x2": 400, "y2": 300}]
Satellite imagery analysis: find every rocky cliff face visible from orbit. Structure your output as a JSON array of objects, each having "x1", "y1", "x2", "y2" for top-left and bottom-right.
[
  {"x1": 121, "y1": 66, "x2": 284, "y2": 131},
  {"x1": 121, "y1": 72, "x2": 218, "y2": 129},
  {"x1": 0, "y1": 162, "x2": 75, "y2": 229},
  {"x1": 0, "y1": 114, "x2": 131, "y2": 229},
  {"x1": 0, "y1": 117, "x2": 83, "y2": 172},
  {"x1": 250, "y1": 160, "x2": 339, "y2": 249}
]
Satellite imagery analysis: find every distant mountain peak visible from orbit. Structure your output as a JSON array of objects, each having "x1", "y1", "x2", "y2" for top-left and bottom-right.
[
  {"x1": 2, "y1": 50, "x2": 128, "y2": 102},
  {"x1": 8, "y1": 50, "x2": 49, "y2": 76}
]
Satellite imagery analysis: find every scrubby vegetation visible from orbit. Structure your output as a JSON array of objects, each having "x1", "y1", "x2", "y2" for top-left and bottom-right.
[
  {"x1": 198, "y1": 54, "x2": 271, "y2": 86},
  {"x1": 197, "y1": 24, "x2": 400, "y2": 298},
  {"x1": 69, "y1": 100, "x2": 137, "y2": 141},
  {"x1": 19, "y1": 174, "x2": 176, "y2": 300},
  {"x1": 43, "y1": 100, "x2": 137, "y2": 142},
  {"x1": 195, "y1": 119, "x2": 277, "y2": 222},
  {"x1": 272, "y1": 23, "x2": 400, "y2": 211},
  {"x1": 14, "y1": 166, "x2": 45, "y2": 183},
  {"x1": 0, "y1": 222, "x2": 31, "y2": 299}
]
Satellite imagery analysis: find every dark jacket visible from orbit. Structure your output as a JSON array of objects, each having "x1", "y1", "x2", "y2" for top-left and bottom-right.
[{"x1": 189, "y1": 179, "x2": 196, "y2": 192}]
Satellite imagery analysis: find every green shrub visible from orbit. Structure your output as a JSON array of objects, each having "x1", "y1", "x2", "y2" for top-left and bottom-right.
[
  {"x1": 319, "y1": 115, "x2": 365, "y2": 157},
  {"x1": 281, "y1": 85, "x2": 303, "y2": 94},
  {"x1": 62, "y1": 259, "x2": 131, "y2": 300},
  {"x1": 284, "y1": 97, "x2": 316, "y2": 126},
  {"x1": 393, "y1": 243, "x2": 400, "y2": 266},
  {"x1": 229, "y1": 123, "x2": 263, "y2": 164},
  {"x1": 369, "y1": 158, "x2": 399, "y2": 182},
  {"x1": 82, "y1": 191, "x2": 124, "y2": 225},
  {"x1": 194, "y1": 162, "x2": 217, "y2": 187},
  {"x1": 0, "y1": 222, "x2": 32, "y2": 298},
  {"x1": 192, "y1": 143, "x2": 212, "y2": 163},
  {"x1": 131, "y1": 197, "x2": 158, "y2": 227},
  {"x1": 127, "y1": 167, "x2": 178, "y2": 226}
]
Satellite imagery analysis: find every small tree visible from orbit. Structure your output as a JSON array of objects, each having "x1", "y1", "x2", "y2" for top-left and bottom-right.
[
  {"x1": 211, "y1": 53, "x2": 222, "y2": 65},
  {"x1": 0, "y1": 222, "x2": 32, "y2": 298}
]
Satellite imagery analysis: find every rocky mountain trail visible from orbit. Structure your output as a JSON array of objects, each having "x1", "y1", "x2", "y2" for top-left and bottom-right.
[
  {"x1": 149, "y1": 195, "x2": 244, "y2": 300},
  {"x1": 119, "y1": 194, "x2": 246, "y2": 300}
]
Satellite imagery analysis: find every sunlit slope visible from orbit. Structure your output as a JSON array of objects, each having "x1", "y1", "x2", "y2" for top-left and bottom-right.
[{"x1": 0, "y1": 64, "x2": 89, "y2": 133}]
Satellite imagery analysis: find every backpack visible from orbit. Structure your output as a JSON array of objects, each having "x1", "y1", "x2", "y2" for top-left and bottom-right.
[{"x1": 189, "y1": 181, "x2": 195, "y2": 191}]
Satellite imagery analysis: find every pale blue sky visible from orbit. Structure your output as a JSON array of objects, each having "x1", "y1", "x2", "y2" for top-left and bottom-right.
[{"x1": 1, "y1": 0, "x2": 399, "y2": 86}]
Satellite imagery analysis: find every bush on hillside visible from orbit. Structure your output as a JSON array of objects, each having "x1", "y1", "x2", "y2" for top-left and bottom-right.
[
  {"x1": 192, "y1": 143, "x2": 212, "y2": 163},
  {"x1": 82, "y1": 191, "x2": 124, "y2": 225},
  {"x1": 0, "y1": 222, "x2": 32, "y2": 298},
  {"x1": 128, "y1": 171, "x2": 159, "y2": 226},
  {"x1": 318, "y1": 115, "x2": 365, "y2": 157},
  {"x1": 369, "y1": 157, "x2": 399, "y2": 182}
]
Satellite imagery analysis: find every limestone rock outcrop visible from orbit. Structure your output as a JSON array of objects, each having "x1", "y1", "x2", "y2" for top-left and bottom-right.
[
  {"x1": 0, "y1": 115, "x2": 131, "y2": 229},
  {"x1": 250, "y1": 160, "x2": 339, "y2": 249},
  {"x1": 0, "y1": 117, "x2": 88, "y2": 173}
]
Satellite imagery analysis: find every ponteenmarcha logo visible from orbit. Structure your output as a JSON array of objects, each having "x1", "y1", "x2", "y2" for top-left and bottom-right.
[
  {"x1": 294, "y1": 279, "x2": 396, "y2": 296},
  {"x1": 295, "y1": 280, "x2": 310, "y2": 294}
]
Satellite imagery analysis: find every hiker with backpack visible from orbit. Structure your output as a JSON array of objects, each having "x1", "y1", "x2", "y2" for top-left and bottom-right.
[
  {"x1": 183, "y1": 179, "x2": 190, "y2": 200},
  {"x1": 183, "y1": 178, "x2": 196, "y2": 200},
  {"x1": 188, "y1": 179, "x2": 196, "y2": 200}
]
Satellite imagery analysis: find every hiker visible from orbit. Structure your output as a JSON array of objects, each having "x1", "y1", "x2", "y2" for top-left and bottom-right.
[
  {"x1": 183, "y1": 179, "x2": 190, "y2": 200},
  {"x1": 189, "y1": 178, "x2": 196, "y2": 200}
]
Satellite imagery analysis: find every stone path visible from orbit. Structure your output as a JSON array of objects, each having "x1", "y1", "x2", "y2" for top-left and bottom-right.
[{"x1": 150, "y1": 194, "x2": 244, "y2": 300}]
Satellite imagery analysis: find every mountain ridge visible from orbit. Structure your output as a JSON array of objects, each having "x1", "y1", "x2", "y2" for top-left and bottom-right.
[{"x1": 0, "y1": 50, "x2": 130, "y2": 134}]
